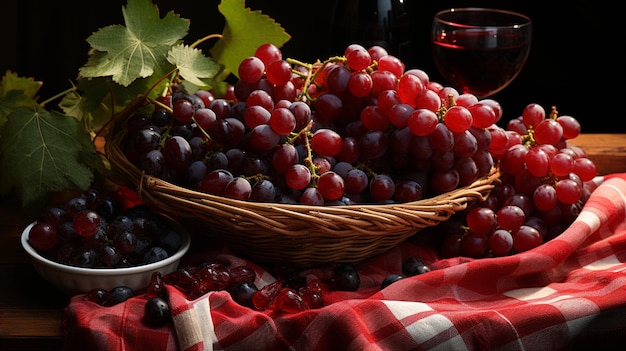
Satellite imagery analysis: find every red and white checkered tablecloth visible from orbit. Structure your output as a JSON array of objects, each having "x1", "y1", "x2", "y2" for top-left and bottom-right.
[{"x1": 64, "y1": 173, "x2": 626, "y2": 351}]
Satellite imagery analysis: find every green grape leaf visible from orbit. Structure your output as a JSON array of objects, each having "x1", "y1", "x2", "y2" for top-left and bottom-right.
[
  {"x1": 75, "y1": 77, "x2": 140, "y2": 115},
  {"x1": 0, "y1": 71, "x2": 42, "y2": 127},
  {"x1": 167, "y1": 44, "x2": 222, "y2": 87},
  {"x1": 58, "y1": 90, "x2": 87, "y2": 122},
  {"x1": 1, "y1": 70, "x2": 42, "y2": 99},
  {"x1": 0, "y1": 91, "x2": 35, "y2": 128},
  {"x1": 78, "y1": 0, "x2": 190, "y2": 86},
  {"x1": 65, "y1": 74, "x2": 163, "y2": 131},
  {"x1": 0, "y1": 105, "x2": 95, "y2": 207},
  {"x1": 210, "y1": 0, "x2": 290, "y2": 78},
  {"x1": 58, "y1": 88, "x2": 112, "y2": 133}
]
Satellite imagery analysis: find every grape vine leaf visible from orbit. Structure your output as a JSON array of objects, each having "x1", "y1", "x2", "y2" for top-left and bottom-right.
[
  {"x1": 167, "y1": 44, "x2": 222, "y2": 87},
  {"x1": 0, "y1": 105, "x2": 95, "y2": 208},
  {"x1": 58, "y1": 90, "x2": 86, "y2": 123},
  {"x1": 210, "y1": 0, "x2": 291, "y2": 78},
  {"x1": 0, "y1": 71, "x2": 42, "y2": 127},
  {"x1": 62, "y1": 73, "x2": 162, "y2": 131},
  {"x1": 78, "y1": 0, "x2": 190, "y2": 87},
  {"x1": 0, "y1": 71, "x2": 42, "y2": 99}
]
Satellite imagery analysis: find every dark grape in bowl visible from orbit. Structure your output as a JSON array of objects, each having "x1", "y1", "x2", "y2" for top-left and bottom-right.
[{"x1": 21, "y1": 219, "x2": 190, "y2": 295}]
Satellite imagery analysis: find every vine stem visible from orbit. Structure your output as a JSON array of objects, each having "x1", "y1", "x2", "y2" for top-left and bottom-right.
[
  {"x1": 190, "y1": 34, "x2": 223, "y2": 49},
  {"x1": 39, "y1": 86, "x2": 76, "y2": 107}
]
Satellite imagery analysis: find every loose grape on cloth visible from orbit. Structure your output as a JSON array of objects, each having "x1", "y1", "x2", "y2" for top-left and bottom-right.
[{"x1": 64, "y1": 173, "x2": 626, "y2": 350}]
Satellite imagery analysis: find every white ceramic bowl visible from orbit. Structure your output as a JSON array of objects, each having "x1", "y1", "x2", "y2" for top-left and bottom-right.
[{"x1": 21, "y1": 221, "x2": 191, "y2": 295}]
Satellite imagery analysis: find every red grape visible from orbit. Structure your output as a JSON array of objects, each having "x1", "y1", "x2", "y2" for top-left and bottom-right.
[
  {"x1": 317, "y1": 171, "x2": 345, "y2": 201},
  {"x1": 238, "y1": 56, "x2": 265, "y2": 83},
  {"x1": 73, "y1": 210, "x2": 101, "y2": 238},
  {"x1": 28, "y1": 222, "x2": 59, "y2": 251}
]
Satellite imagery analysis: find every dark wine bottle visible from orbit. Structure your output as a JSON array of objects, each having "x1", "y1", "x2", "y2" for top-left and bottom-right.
[{"x1": 329, "y1": 0, "x2": 416, "y2": 66}]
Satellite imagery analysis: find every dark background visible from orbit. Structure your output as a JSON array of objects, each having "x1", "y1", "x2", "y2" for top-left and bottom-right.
[{"x1": 1, "y1": 0, "x2": 623, "y2": 133}]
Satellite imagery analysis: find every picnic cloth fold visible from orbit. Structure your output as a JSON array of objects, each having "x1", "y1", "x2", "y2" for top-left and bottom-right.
[{"x1": 63, "y1": 173, "x2": 626, "y2": 351}]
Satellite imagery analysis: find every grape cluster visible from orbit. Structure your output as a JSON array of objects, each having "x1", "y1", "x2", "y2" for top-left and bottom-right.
[
  {"x1": 119, "y1": 42, "x2": 598, "y2": 256},
  {"x1": 123, "y1": 43, "x2": 500, "y2": 205},
  {"x1": 434, "y1": 104, "x2": 598, "y2": 258},
  {"x1": 28, "y1": 188, "x2": 184, "y2": 268}
]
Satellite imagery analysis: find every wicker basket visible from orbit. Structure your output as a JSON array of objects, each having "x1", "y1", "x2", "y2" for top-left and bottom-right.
[{"x1": 105, "y1": 99, "x2": 500, "y2": 266}]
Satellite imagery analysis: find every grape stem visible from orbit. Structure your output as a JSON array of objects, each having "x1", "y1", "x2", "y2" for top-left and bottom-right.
[
  {"x1": 435, "y1": 94, "x2": 456, "y2": 122},
  {"x1": 355, "y1": 162, "x2": 378, "y2": 179},
  {"x1": 549, "y1": 106, "x2": 558, "y2": 120},
  {"x1": 245, "y1": 173, "x2": 272, "y2": 184},
  {"x1": 286, "y1": 119, "x2": 322, "y2": 186},
  {"x1": 301, "y1": 121, "x2": 322, "y2": 185},
  {"x1": 522, "y1": 105, "x2": 561, "y2": 148},
  {"x1": 147, "y1": 97, "x2": 173, "y2": 115},
  {"x1": 286, "y1": 56, "x2": 346, "y2": 103}
]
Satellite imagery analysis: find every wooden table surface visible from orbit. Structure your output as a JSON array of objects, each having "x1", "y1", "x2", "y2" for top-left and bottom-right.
[{"x1": 1, "y1": 133, "x2": 624, "y2": 351}]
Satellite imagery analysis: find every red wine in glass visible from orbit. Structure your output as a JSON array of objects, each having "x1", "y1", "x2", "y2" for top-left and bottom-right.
[{"x1": 432, "y1": 8, "x2": 532, "y2": 98}]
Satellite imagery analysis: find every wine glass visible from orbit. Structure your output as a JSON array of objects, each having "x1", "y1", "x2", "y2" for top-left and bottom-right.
[{"x1": 431, "y1": 8, "x2": 532, "y2": 98}]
